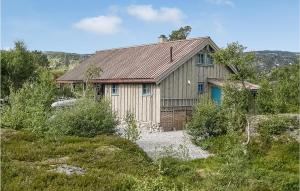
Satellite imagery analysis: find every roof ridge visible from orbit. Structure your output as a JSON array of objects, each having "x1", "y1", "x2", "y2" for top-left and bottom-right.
[{"x1": 95, "y1": 36, "x2": 210, "y2": 53}]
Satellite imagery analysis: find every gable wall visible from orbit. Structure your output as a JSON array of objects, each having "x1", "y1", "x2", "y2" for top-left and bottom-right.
[{"x1": 160, "y1": 54, "x2": 231, "y2": 100}]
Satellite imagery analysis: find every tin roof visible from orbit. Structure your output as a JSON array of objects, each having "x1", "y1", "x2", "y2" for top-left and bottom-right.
[{"x1": 57, "y1": 37, "x2": 216, "y2": 83}]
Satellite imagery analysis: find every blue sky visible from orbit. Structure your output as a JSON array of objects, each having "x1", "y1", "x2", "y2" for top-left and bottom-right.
[{"x1": 2, "y1": 0, "x2": 299, "y2": 53}]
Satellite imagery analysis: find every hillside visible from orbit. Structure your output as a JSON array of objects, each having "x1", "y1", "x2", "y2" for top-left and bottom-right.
[
  {"x1": 253, "y1": 50, "x2": 299, "y2": 72},
  {"x1": 44, "y1": 51, "x2": 92, "y2": 70},
  {"x1": 44, "y1": 50, "x2": 299, "y2": 73}
]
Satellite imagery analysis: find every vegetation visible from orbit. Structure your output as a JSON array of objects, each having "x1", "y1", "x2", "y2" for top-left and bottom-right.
[
  {"x1": 258, "y1": 115, "x2": 295, "y2": 136},
  {"x1": 168, "y1": 26, "x2": 192, "y2": 41},
  {"x1": 1, "y1": 69, "x2": 57, "y2": 134},
  {"x1": 49, "y1": 98, "x2": 118, "y2": 137},
  {"x1": 253, "y1": 50, "x2": 299, "y2": 73},
  {"x1": 83, "y1": 64, "x2": 102, "y2": 97},
  {"x1": 44, "y1": 51, "x2": 91, "y2": 70},
  {"x1": 2, "y1": 127, "x2": 298, "y2": 191},
  {"x1": 213, "y1": 42, "x2": 255, "y2": 86},
  {"x1": 1, "y1": 129, "x2": 156, "y2": 191},
  {"x1": 1, "y1": 41, "x2": 49, "y2": 97},
  {"x1": 159, "y1": 26, "x2": 192, "y2": 41},
  {"x1": 256, "y1": 62, "x2": 300, "y2": 113},
  {"x1": 187, "y1": 100, "x2": 227, "y2": 140},
  {"x1": 123, "y1": 112, "x2": 141, "y2": 142}
]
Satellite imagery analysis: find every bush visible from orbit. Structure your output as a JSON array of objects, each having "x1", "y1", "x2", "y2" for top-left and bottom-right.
[
  {"x1": 256, "y1": 63, "x2": 300, "y2": 114},
  {"x1": 187, "y1": 101, "x2": 227, "y2": 141},
  {"x1": 1, "y1": 70, "x2": 56, "y2": 133},
  {"x1": 258, "y1": 116, "x2": 294, "y2": 136},
  {"x1": 256, "y1": 80, "x2": 278, "y2": 114},
  {"x1": 49, "y1": 98, "x2": 118, "y2": 137},
  {"x1": 123, "y1": 112, "x2": 141, "y2": 142}
]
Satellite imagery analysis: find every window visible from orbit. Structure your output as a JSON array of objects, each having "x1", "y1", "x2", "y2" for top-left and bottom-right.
[
  {"x1": 95, "y1": 83, "x2": 101, "y2": 95},
  {"x1": 206, "y1": 54, "x2": 213, "y2": 65},
  {"x1": 111, "y1": 84, "x2": 119, "y2": 95},
  {"x1": 142, "y1": 84, "x2": 151, "y2": 96},
  {"x1": 197, "y1": 53, "x2": 205, "y2": 64},
  {"x1": 198, "y1": 83, "x2": 204, "y2": 94}
]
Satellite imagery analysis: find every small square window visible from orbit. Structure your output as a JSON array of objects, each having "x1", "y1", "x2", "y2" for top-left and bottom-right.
[
  {"x1": 142, "y1": 84, "x2": 151, "y2": 96},
  {"x1": 111, "y1": 84, "x2": 119, "y2": 95},
  {"x1": 198, "y1": 83, "x2": 204, "y2": 94}
]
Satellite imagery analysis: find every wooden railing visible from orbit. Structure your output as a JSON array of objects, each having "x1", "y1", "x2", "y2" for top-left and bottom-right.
[{"x1": 160, "y1": 98, "x2": 198, "y2": 108}]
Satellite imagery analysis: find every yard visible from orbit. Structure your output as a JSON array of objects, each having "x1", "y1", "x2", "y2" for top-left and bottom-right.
[{"x1": 2, "y1": 127, "x2": 299, "y2": 191}]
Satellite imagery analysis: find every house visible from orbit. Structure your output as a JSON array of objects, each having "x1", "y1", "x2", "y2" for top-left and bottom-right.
[{"x1": 57, "y1": 36, "x2": 255, "y2": 130}]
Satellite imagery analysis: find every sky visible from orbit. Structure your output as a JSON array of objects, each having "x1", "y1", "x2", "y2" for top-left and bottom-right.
[{"x1": 2, "y1": 0, "x2": 299, "y2": 53}]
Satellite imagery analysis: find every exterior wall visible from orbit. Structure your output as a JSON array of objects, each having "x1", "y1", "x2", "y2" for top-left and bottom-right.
[
  {"x1": 159, "y1": 51, "x2": 231, "y2": 130},
  {"x1": 159, "y1": 54, "x2": 231, "y2": 105},
  {"x1": 104, "y1": 84, "x2": 161, "y2": 124}
]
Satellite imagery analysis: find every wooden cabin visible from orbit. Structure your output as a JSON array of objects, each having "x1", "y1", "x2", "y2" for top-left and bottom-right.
[{"x1": 57, "y1": 37, "x2": 246, "y2": 131}]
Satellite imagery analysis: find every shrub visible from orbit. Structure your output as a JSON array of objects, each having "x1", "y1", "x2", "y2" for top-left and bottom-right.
[
  {"x1": 256, "y1": 80, "x2": 278, "y2": 114},
  {"x1": 49, "y1": 98, "x2": 118, "y2": 137},
  {"x1": 1, "y1": 69, "x2": 56, "y2": 133},
  {"x1": 187, "y1": 101, "x2": 227, "y2": 141},
  {"x1": 123, "y1": 112, "x2": 141, "y2": 142},
  {"x1": 258, "y1": 116, "x2": 294, "y2": 136}
]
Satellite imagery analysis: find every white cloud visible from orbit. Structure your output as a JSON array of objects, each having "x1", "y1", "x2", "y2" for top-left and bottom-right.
[
  {"x1": 206, "y1": 0, "x2": 234, "y2": 7},
  {"x1": 73, "y1": 15, "x2": 122, "y2": 34},
  {"x1": 127, "y1": 4, "x2": 184, "y2": 23}
]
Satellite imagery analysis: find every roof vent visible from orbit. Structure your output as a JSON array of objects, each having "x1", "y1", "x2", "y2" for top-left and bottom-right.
[{"x1": 170, "y1": 47, "x2": 173, "y2": 62}]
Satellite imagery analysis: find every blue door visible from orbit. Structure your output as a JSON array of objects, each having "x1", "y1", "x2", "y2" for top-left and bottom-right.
[{"x1": 211, "y1": 86, "x2": 221, "y2": 105}]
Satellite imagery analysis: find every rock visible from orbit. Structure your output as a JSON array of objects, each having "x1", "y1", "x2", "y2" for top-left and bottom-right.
[{"x1": 50, "y1": 164, "x2": 85, "y2": 175}]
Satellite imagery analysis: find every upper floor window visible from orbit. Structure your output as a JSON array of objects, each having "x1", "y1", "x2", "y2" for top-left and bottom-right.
[
  {"x1": 197, "y1": 53, "x2": 205, "y2": 64},
  {"x1": 206, "y1": 54, "x2": 213, "y2": 65},
  {"x1": 198, "y1": 83, "x2": 204, "y2": 94},
  {"x1": 111, "y1": 84, "x2": 119, "y2": 95},
  {"x1": 142, "y1": 84, "x2": 151, "y2": 96}
]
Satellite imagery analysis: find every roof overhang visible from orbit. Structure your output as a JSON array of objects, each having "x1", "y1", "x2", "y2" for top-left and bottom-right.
[
  {"x1": 207, "y1": 78, "x2": 260, "y2": 91},
  {"x1": 56, "y1": 80, "x2": 83, "y2": 84},
  {"x1": 90, "y1": 78, "x2": 155, "y2": 84}
]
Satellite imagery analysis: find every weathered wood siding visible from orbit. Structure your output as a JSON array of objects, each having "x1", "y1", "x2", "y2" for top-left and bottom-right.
[
  {"x1": 160, "y1": 55, "x2": 231, "y2": 102},
  {"x1": 105, "y1": 84, "x2": 161, "y2": 123}
]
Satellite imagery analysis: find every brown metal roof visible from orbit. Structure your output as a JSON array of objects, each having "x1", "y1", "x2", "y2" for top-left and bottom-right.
[{"x1": 57, "y1": 37, "x2": 210, "y2": 83}]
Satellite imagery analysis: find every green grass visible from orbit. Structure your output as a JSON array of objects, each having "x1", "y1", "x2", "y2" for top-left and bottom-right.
[
  {"x1": 2, "y1": 129, "x2": 299, "y2": 191},
  {"x1": 1, "y1": 129, "x2": 156, "y2": 191}
]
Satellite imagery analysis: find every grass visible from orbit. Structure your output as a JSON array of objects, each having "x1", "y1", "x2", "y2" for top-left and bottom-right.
[
  {"x1": 1, "y1": 129, "x2": 299, "y2": 191},
  {"x1": 1, "y1": 129, "x2": 156, "y2": 191}
]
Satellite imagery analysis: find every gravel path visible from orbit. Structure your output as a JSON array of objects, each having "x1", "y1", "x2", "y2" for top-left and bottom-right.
[{"x1": 136, "y1": 129, "x2": 211, "y2": 160}]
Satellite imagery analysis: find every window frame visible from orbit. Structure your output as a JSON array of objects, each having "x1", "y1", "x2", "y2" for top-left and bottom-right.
[
  {"x1": 197, "y1": 53, "x2": 205, "y2": 65},
  {"x1": 206, "y1": 54, "x2": 213, "y2": 65},
  {"x1": 197, "y1": 83, "x2": 204, "y2": 94},
  {"x1": 142, "y1": 84, "x2": 151, "y2": 96},
  {"x1": 111, "y1": 84, "x2": 119, "y2": 96}
]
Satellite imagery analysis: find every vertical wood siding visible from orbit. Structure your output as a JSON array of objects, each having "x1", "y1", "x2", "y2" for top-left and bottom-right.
[
  {"x1": 160, "y1": 54, "x2": 231, "y2": 101},
  {"x1": 105, "y1": 84, "x2": 160, "y2": 124}
]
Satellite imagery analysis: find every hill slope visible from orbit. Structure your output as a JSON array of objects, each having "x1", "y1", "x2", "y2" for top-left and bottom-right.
[
  {"x1": 253, "y1": 50, "x2": 299, "y2": 72},
  {"x1": 44, "y1": 51, "x2": 92, "y2": 70}
]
